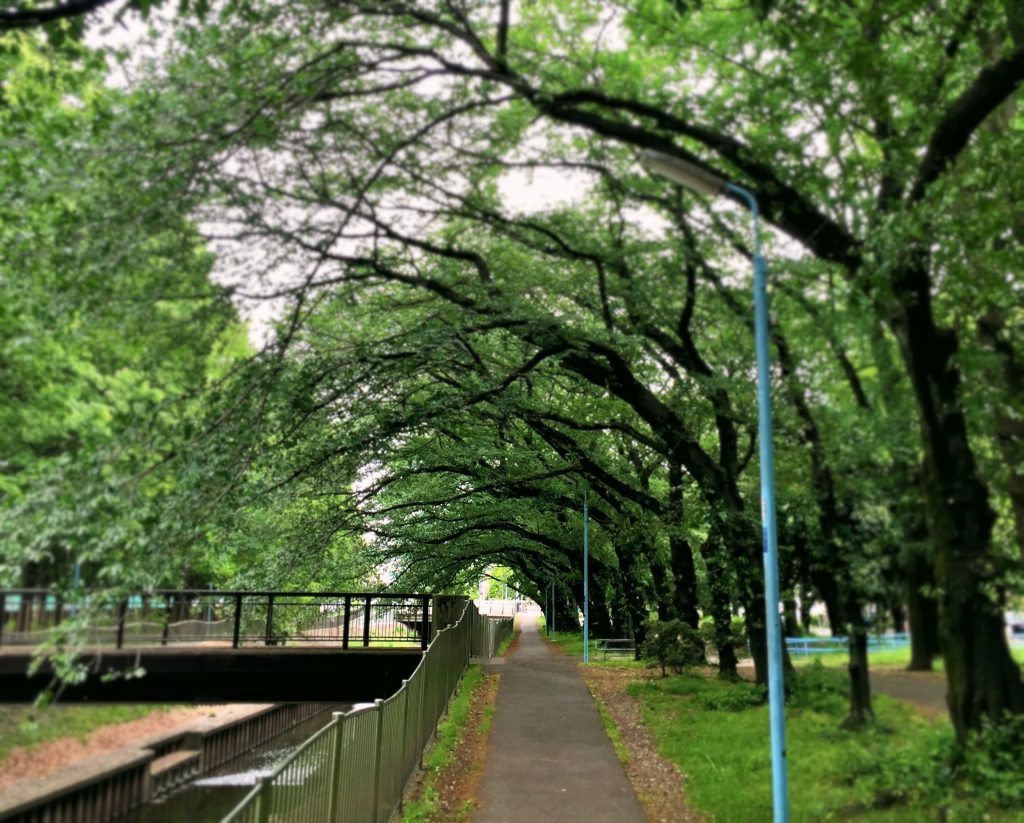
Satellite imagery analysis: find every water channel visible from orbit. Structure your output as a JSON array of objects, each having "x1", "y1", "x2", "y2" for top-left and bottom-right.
[{"x1": 121, "y1": 704, "x2": 350, "y2": 823}]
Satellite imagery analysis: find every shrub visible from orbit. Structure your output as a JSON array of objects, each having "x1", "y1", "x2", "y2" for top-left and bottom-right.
[
  {"x1": 695, "y1": 614, "x2": 748, "y2": 652},
  {"x1": 787, "y1": 659, "x2": 846, "y2": 714},
  {"x1": 641, "y1": 619, "x2": 705, "y2": 676},
  {"x1": 959, "y1": 713, "x2": 1024, "y2": 807}
]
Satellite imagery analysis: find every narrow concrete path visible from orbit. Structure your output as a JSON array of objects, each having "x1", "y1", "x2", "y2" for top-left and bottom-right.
[{"x1": 475, "y1": 614, "x2": 646, "y2": 823}]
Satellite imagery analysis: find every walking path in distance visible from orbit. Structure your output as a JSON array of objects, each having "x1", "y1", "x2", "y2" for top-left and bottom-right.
[{"x1": 475, "y1": 614, "x2": 646, "y2": 823}]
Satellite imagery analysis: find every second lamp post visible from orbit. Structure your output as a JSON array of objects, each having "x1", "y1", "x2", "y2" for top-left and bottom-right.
[{"x1": 640, "y1": 149, "x2": 790, "y2": 823}]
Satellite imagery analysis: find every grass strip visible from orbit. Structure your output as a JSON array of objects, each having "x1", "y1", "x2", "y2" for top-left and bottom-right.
[
  {"x1": 401, "y1": 665, "x2": 494, "y2": 823},
  {"x1": 631, "y1": 668, "x2": 1024, "y2": 822},
  {"x1": 0, "y1": 705, "x2": 167, "y2": 762}
]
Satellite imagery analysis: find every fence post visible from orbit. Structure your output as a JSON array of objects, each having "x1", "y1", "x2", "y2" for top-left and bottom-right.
[
  {"x1": 420, "y1": 596, "x2": 429, "y2": 651},
  {"x1": 233, "y1": 594, "x2": 243, "y2": 649},
  {"x1": 257, "y1": 777, "x2": 273, "y2": 823},
  {"x1": 161, "y1": 595, "x2": 171, "y2": 646},
  {"x1": 326, "y1": 713, "x2": 346, "y2": 823},
  {"x1": 371, "y1": 699, "x2": 385, "y2": 823},
  {"x1": 418, "y1": 660, "x2": 429, "y2": 769},
  {"x1": 116, "y1": 599, "x2": 128, "y2": 649},
  {"x1": 397, "y1": 680, "x2": 410, "y2": 813},
  {"x1": 363, "y1": 597, "x2": 372, "y2": 647},
  {"x1": 342, "y1": 595, "x2": 351, "y2": 650},
  {"x1": 264, "y1": 594, "x2": 275, "y2": 646}
]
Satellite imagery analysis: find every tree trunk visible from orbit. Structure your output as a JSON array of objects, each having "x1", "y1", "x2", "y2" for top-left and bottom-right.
[
  {"x1": 714, "y1": 612, "x2": 740, "y2": 679},
  {"x1": 588, "y1": 576, "x2": 614, "y2": 638},
  {"x1": 702, "y1": 535, "x2": 737, "y2": 678},
  {"x1": 891, "y1": 603, "x2": 906, "y2": 634},
  {"x1": 746, "y1": 596, "x2": 768, "y2": 687},
  {"x1": 783, "y1": 597, "x2": 801, "y2": 637},
  {"x1": 906, "y1": 549, "x2": 940, "y2": 671},
  {"x1": 649, "y1": 554, "x2": 673, "y2": 621},
  {"x1": 842, "y1": 627, "x2": 874, "y2": 729},
  {"x1": 668, "y1": 463, "x2": 700, "y2": 628},
  {"x1": 890, "y1": 265, "x2": 1024, "y2": 742},
  {"x1": 799, "y1": 589, "x2": 815, "y2": 635}
]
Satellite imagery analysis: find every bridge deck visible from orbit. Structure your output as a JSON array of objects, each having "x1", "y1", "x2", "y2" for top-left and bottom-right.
[{"x1": 0, "y1": 646, "x2": 422, "y2": 704}]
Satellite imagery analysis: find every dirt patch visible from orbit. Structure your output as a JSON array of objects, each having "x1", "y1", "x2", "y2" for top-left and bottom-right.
[
  {"x1": 0, "y1": 704, "x2": 269, "y2": 792},
  {"x1": 403, "y1": 671, "x2": 500, "y2": 822},
  {"x1": 580, "y1": 666, "x2": 704, "y2": 823}
]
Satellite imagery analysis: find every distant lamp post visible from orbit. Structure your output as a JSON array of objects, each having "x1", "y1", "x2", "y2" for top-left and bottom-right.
[
  {"x1": 583, "y1": 490, "x2": 589, "y2": 663},
  {"x1": 640, "y1": 149, "x2": 790, "y2": 823}
]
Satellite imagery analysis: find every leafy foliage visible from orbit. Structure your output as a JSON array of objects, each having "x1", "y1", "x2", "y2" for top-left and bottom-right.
[{"x1": 641, "y1": 618, "x2": 704, "y2": 676}]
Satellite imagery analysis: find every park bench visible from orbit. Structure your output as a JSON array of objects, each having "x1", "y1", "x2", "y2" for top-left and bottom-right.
[{"x1": 597, "y1": 638, "x2": 636, "y2": 659}]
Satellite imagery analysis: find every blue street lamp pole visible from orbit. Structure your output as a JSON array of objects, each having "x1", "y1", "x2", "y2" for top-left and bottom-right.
[
  {"x1": 583, "y1": 490, "x2": 589, "y2": 663},
  {"x1": 640, "y1": 149, "x2": 790, "y2": 823}
]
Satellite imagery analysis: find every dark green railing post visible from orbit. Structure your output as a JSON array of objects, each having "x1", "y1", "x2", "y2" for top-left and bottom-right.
[
  {"x1": 326, "y1": 713, "x2": 346, "y2": 823},
  {"x1": 363, "y1": 596, "x2": 372, "y2": 647},
  {"x1": 257, "y1": 777, "x2": 273, "y2": 823},
  {"x1": 264, "y1": 594, "x2": 275, "y2": 646},
  {"x1": 398, "y1": 681, "x2": 410, "y2": 813},
  {"x1": 115, "y1": 599, "x2": 127, "y2": 649},
  {"x1": 342, "y1": 595, "x2": 351, "y2": 649},
  {"x1": 371, "y1": 698, "x2": 385, "y2": 823},
  {"x1": 232, "y1": 594, "x2": 243, "y2": 649},
  {"x1": 420, "y1": 596, "x2": 430, "y2": 651}
]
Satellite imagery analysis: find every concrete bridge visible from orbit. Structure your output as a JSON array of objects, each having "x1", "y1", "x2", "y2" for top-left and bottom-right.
[{"x1": 0, "y1": 589, "x2": 470, "y2": 703}]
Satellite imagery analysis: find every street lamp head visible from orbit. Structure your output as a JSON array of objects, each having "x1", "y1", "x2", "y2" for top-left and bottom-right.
[{"x1": 640, "y1": 149, "x2": 727, "y2": 198}]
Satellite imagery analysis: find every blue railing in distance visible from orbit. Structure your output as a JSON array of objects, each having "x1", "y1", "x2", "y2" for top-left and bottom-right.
[{"x1": 784, "y1": 633, "x2": 911, "y2": 656}]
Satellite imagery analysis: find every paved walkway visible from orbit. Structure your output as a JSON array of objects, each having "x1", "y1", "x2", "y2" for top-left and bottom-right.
[{"x1": 475, "y1": 615, "x2": 645, "y2": 823}]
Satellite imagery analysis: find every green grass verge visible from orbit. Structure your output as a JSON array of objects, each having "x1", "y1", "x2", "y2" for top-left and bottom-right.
[
  {"x1": 0, "y1": 705, "x2": 168, "y2": 762},
  {"x1": 401, "y1": 665, "x2": 493, "y2": 823},
  {"x1": 631, "y1": 667, "x2": 1024, "y2": 821},
  {"x1": 545, "y1": 630, "x2": 647, "y2": 669},
  {"x1": 496, "y1": 617, "x2": 518, "y2": 657},
  {"x1": 793, "y1": 644, "x2": 1024, "y2": 671}
]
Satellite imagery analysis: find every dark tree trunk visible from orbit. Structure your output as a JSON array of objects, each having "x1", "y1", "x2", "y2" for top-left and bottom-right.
[
  {"x1": 746, "y1": 597, "x2": 768, "y2": 687},
  {"x1": 783, "y1": 597, "x2": 801, "y2": 637},
  {"x1": 891, "y1": 603, "x2": 906, "y2": 634},
  {"x1": 668, "y1": 463, "x2": 700, "y2": 628},
  {"x1": 842, "y1": 627, "x2": 874, "y2": 729},
  {"x1": 890, "y1": 264, "x2": 1024, "y2": 742},
  {"x1": 799, "y1": 589, "x2": 815, "y2": 635},
  {"x1": 588, "y1": 577, "x2": 614, "y2": 638},
  {"x1": 906, "y1": 550, "x2": 940, "y2": 671},
  {"x1": 649, "y1": 554, "x2": 674, "y2": 621},
  {"x1": 702, "y1": 534, "x2": 736, "y2": 678},
  {"x1": 715, "y1": 614, "x2": 740, "y2": 680},
  {"x1": 610, "y1": 545, "x2": 651, "y2": 652},
  {"x1": 810, "y1": 569, "x2": 843, "y2": 638}
]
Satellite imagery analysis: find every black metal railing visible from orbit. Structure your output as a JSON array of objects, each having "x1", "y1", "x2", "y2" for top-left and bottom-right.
[{"x1": 0, "y1": 589, "x2": 432, "y2": 651}]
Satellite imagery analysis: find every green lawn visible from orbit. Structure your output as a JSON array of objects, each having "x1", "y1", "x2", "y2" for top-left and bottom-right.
[
  {"x1": 631, "y1": 669, "x2": 1024, "y2": 822},
  {"x1": 0, "y1": 705, "x2": 167, "y2": 762},
  {"x1": 546, "y1": 630, "x2": 1024, "y2": 821},
  {"x1": 792, "y1": 644, "x2": 1024, "y2": 671},
  {"x1": 544, "y1": 630, "x2": 646, "y2": 669}
]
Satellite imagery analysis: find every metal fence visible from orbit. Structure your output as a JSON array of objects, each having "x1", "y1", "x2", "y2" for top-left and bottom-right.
[
  {"x1": 0, "y1": 590, "x2": 432, "y2": 650},
  {"x1": 222, "y1": 601, "x2": 512, "y2": 823},
  {"x1": 784, "y1": 632, "x2": 911, "y2": 656}
]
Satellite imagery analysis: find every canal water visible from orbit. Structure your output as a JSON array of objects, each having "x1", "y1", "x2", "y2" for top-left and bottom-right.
[{"x1": 122, "y1": 705, "x2": 349, "y2": 822}]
